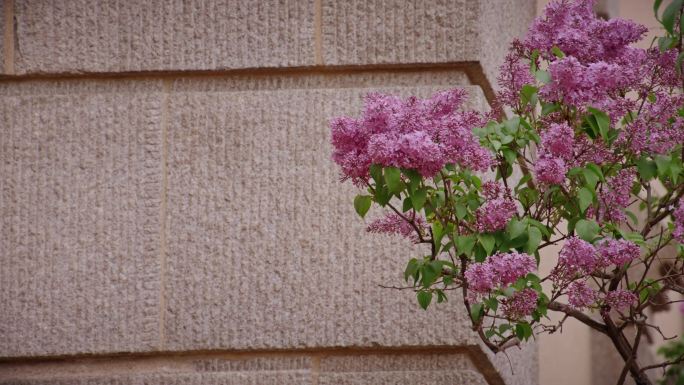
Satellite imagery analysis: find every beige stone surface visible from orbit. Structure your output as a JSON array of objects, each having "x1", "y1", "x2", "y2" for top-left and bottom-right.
[
  {"x1": 12, "y1": 0, "x2": 315, "y2": 74},
  {"x1": 0, "y1": 352, "x2": 493, "y2": 384},
  {"x1": 321, "y1": 0, "x2": 534, "y2": 89},
  {"x1": 163, "y1": 78, "x2": 482, "y2": 352},
  {"x1": 0, "y1": 71, "x2": 537, "y2": 384},
  {"x1": 0, "y1": 0, "x2": 5, "y2": 74},
  {"x1": 318, "y1": 353, "x2": 487, "y2": 385},
  {"x1": 0, "y1": 79, "x2": 164, "y2": 356}
]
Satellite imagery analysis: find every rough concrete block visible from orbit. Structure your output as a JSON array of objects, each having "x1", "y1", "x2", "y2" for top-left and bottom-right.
[
  {"x1": 0, "y1": 80, "x2": 164, "y2": 357},
  {"x1": 13, "y1": 0, "x2": 315, "y2": 74},
  {"x1": 321, "y1": 0, "x2": 535, "y2": 90},
  {"x1": 163, "y1": 76, "x2": 486, "y2": 351},
  {"x1": 0, "y1": 0, "x2": 5, "y2": 74},
  {"x1": 0, "y1": 354, "x2": 313, "y2": 384},
  {"x1": 318, "y1": 353, "x2": 487, "y2": 385}
]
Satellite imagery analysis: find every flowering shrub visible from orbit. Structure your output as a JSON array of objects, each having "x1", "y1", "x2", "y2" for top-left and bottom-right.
[{"x1": 331, "y1": 1, "x2": 684, "y2": 384}]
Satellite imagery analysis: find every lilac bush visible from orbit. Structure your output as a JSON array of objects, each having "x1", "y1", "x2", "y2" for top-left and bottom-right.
[{"x1": 331, "y1": 1, "x2": 684, "y2": 384}]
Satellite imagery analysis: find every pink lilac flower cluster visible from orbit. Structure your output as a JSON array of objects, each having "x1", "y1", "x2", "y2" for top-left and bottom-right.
[
  {"x1": 555, "y1": 236, "x2": 599, "y2": 277},
  {"x1": 502, "y1": 289, "x2": 539, "y2": 320},
  {"x1": 674, "y1": 198, "x2": 684, "y2": 244},
  {"x1": 496, "y1": 42, "x2": 536, "y2": 107},
  {"x1": 534, "y1": 122, "x2": 575, "y2": 185},
  {"x1": 604, "y1": 289, "x2": 637, "y2": 312},
  {"x1": 515, "y1": 0, "x2": 682, "y2": 171},
  {"x1": 618, "y1": 92, "x2": 684, "y2": 155},
  {"x1": 597, "y1": 238, "x2": 640, "y2": 266},
  {"x1": 465, "y1": 252, "x2": 536, "y2": 296},
  {"x1": 330, "y1": 89, "x2": 494, "y2": 182},
  {"x1": 591, "y1": 169, "x2": 635, "y2": 224},
  {"x1": 524, "y1": 0, "x2": 646, "y2": 63},
  {"x1": 366, "y1": 213, "x2": 427, "y2": 243},
  {"x1": 474, "y1": 183, "x2": 517, "y2": 233},
  {"x1": 567, "y1": 281, "x2": 596, "y2": 309}
]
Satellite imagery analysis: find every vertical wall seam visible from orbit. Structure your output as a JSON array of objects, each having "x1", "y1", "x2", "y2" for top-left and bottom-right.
[
  {"x1": 158, "y1": 78, "x2": 171, "y2": 350},
  {"x1": 3, "y1": 0, "x2": 15, "y2": 74},
  {"x1": 314, "y1": 0, "x2": 323, "y2": 65},
  {"x1": 310, "y1": 354, "x2": 321, "y2": 385}
]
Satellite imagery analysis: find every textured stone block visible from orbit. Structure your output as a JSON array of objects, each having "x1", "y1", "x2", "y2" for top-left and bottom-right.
[
  {"x1": 163, "y1": 74, "x2": 485, "y2": 351},
  {"x1": 318, "y1": 353, "x2": 487, "y2": 385},
  {"x1": 13, "y1": 0, "x2": 315, "y2": 74},
  {"x1": 0, "y1": 80, "x2": 164, "y2": 357},
  {"x1": 0, "y1": 0, "x2": 5, "y2": 74},
  {"x1": 321, "y1": 0, "x2": 535, "y2": 90}
]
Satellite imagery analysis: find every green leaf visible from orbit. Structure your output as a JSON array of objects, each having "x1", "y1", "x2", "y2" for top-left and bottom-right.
[
  {"x1": 402, "y1": 169, "x2": 421, "y2": 192},
  {"x1": 370, "y1": 164, "x2": 384, "y2": 186},
  {"x1": 421, "y1": 264, "x2": 439, "y2": 287},
  {"x1": 417, "y1": 291, "x2": 432, "y2": 310},
  {"x1": 502, "y1": 148, "x2": 517, "y2": 166},
  {"x1": 411, "y1": 187, "x2": 428, "y2": 211},
  {"x1": 456, "y1": 235, "x2": 476, "y2": 256},
  {"x1": 479, "y1": 234, "x2": 496, "y2": 255},
  {"x1": 662, "y1": 0, "x2": 684, "y2": 34},
  {"x1": 535, "y1": 70, "x2": 551, "y2": 84},
  {"x1": 436, "y1": 289, "x2": 448, "y2": 303},
  {"x1": 578, "y1": 187, "x2": 594, "y2": 213},
  {"x1": 353, "y1": 195, "x2": 372, "y2": 218},
  {"x1": 470, "y1": 303, "x2": 483, "y2": 323},
  {"x1": 575, "y1": 219, "x2": 600, "y2": 242},
  {"x1": 526, "y1": 226, "x2": 543, "y2": 255},
  {"x1": 503, "y1": 117, "x2": 520, "y2": 134},
  {"x1": 541, "y1": 102, "x2": 560, "y2": 116},
  {"x1": 384, "y1": 167, "x2": 403, "y2": 193},
  {"x1": 520, "y1": 85, "x2": 538, "y2": 107},
  {"x1": 455, "y1": 204, "x2": 468, "y2": 220},
  {"x1": 515, "y1": 322, "x2": 533, "y2": 341},
  {"x1": 625, "y1": 211, "x2": 639, "y2": 226},
  {"x1": 404, "y1": 258, "x2": 419, "y2": 283},
  {"x1": 432, "y1": 222, "x2": 445, "y2": 252},
  {"x1": 654, "y1": 0, "x2": 664, "y2": 20},
  {"x1": 484, "y1": 297, "x2": 499, "y2": 312},
  {"x1": 636, "y1": 157, "x2": 657, "y2": 181},
  {"x1": 374, "y1": 185, "x2": 391, "y2": 206},
  {"x1": 551, "y1": 46, "x2": 565, "y2": 58},
  {"x1": 507, "y1": 219, "x2": 527, "y2": 240},
  {"x1": 587, "y1": 107, "x2": 610, "y2": 142}
]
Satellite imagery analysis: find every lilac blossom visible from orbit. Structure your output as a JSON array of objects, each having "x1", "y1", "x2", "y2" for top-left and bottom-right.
[
  {"x1": 597, "y1": 239, "x2": 640, "y2": 267},
  {"x1": 465, "y1": 252, "x2": 537, "y2": 295},
  {"x1": 604, "y1": 290, "x2": 637, "y2": 312},
  {"x1": 330, "y1": 89, "x2": 494, "y2": 182},
  {"x1": 366, "y1": 213, "x2": 427, "y2": 243},
  {"x1": 502, "y1": 289, "x2": 539, "y2": 320},
  {"x1": 592, "y1": 169, "x2": 635, "y2": 224},
  {"x1": 673, "y1": 199, "x2": 684, "y2": 244},
  {"x1": 488, "y1": 252, "x2": 537, "y2": 286},
  {"x1": 556, "y1": 236, "x2": 598, "y2": 277},
  {"x1": 567, "y1": 281, "x2": 597, "y2": 309},
  {"x1": 534, "y1": 155, "x2": 568, "y2": 185},
  {"x1": 464, "y1": 263, "x2": 497, "y2": 294}
]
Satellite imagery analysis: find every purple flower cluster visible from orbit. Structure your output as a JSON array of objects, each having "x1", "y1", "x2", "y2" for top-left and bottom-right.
[
  {"x1": 534, "y1": 122, "x2": 575, "y2": 185},
  {"x1": 567, "y1": 281, "x2": 596, "y2": 309},
  {"x1": 465, "y1": 252, "x2": 536, "y2": 296},
  {"x1": 330, "y1": 89, "x2": 494, "y2": 182},
  {"x1": 592, "y1": 169, "x2": 635, "y2": 224},
  {"x1": 597, "y1": 239, "x2": 640, "y2": 267},
  {"x1": 674, "y1": 199, "x2": 684, "y2": 244},
  {"x1": 604, "y1": 289, "x2": 637, "y2": 312},
  {"x1": 366, "y1": 213, "x2": 427, "y2": 243},
  {"x1": 497, "y1": 46, "x2": 536, "y2": 107},
  {"x1": 502, "y1": 289, "x2": 539, "y2": 320},
  {"x1": 474, "y1": 187, "x2": 517, "y2": 233},
  {"x1": 556, "y1": 236, "x2": 599, "y2": 276},
  {"x1": 525, "y1": 0, "x2": 646, "y2": 64}
]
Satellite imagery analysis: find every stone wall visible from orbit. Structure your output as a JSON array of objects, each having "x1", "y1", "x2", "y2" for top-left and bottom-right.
[{"x1": 0, "y1": 1, "x2": 537, "y2": 384}]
